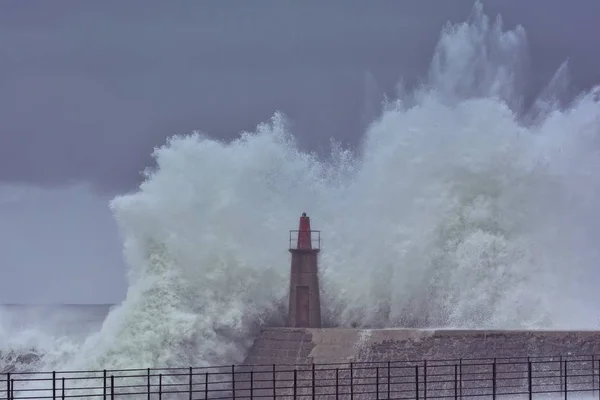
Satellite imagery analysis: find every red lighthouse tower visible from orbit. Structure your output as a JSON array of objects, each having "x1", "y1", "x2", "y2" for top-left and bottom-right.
[{"x1": 287, "y1": 213, "x2": 322, "y2": 328}]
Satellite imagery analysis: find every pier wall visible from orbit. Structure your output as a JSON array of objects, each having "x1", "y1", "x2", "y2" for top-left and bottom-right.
[{"x1": 244, "y1": 328, "x2": 600, "y2": 365}]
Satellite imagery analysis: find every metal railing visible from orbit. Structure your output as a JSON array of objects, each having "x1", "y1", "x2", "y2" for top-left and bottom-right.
[
  {"x1": 3, "y1": 355, "x2": 600, "y2": 399},
  {"x1": 288, "y1": 230, "x2": 321, "y2": 250}
]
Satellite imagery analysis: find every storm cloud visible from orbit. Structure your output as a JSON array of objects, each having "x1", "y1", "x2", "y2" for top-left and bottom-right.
[{"x1": 2, "y1": 0, "x2": 599, "y2": 192}]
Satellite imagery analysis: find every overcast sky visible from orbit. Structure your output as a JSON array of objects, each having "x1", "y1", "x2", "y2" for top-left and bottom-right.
[{"x1": 1, "y1": 0, "x2": 599, "y2": 304}]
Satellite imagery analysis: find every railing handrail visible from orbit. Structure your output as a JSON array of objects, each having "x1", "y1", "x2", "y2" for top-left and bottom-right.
[
  {"x1": 288, "y1": 229, "x2": 321, "y2": 250},
  {"x1": 4, "y1": 352, "x2": 600, "y2": 376}
]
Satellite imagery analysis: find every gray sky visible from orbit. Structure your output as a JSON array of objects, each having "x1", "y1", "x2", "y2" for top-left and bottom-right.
[{"x1": 1, "y1": 0, "x2": 599, "y2": 304}]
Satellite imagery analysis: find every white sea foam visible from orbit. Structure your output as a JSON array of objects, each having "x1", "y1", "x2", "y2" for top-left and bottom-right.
[{"x1": 6, "y1": 2, "x2": 600, "y2": 381}]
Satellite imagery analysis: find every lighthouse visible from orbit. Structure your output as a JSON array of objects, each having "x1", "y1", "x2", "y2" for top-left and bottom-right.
[{"x1": 287, "y1": 212, "x2": 322, "y2": 328}]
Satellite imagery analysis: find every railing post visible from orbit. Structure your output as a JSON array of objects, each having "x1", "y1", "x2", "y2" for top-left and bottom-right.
[
  {"x1": 492, "y1": 359, "x2": 496, "y2": 400},
  {"x1": 250, "y1": 371, "x2": 254, "y2": 400},
  {"x1": 424, "y1": 361, "x2": 428, "y2": 400},
  {"x1": 231, "y1": 365, "x2": 235, "y2": 400},
  {"x1": 205, "y1": 372, "x2": 209, "y2": 400},
  {"x1": 103, "y1": 370, "x2": 107, "y2": 400},
  {"x1": 189, "y1": 367, "x2": 192, "y2": 400},
  {"x1": 110, "y1": 375, "x2": 114, "y2": 400},
  {"x1": 52, "y1": 371, "x2": 56, "y2": 400},
  {"x1": 6, "y1": 373, "x2": 10, "y2": 400},
  {"x1": 565, "y1": 360, "x2": 568, "y2": 400},
  {"x1": 528, "y1": 361, "x2": 532, "y2": 400},
  {"x1": 159, "y1": 374, "x2": 163, "y2": 400},
  {"x1": 232, "y1": 365, "x2": 236, "y2": 400},
  {"x1": 272, "y1": 365, "x2": 276, "y2": 400},
  {"x1": 10, "y1": 379, "x2": 14, "y2": 400},
  {"x1": 350, "y1": 363, "x2": 354, "y2": 400},
  {"x1": 61, "y1": 377, "x2": 65, "y2": 400},
  {"x1": 454, "y1": 364, "x2": 458, "y2": 400},
  {"x1": 147, "y1": 368, "x2": 151, "y2": 400},
  {"x1": 312, "y1": 363, "x2": 315, "y2": 400},
  {"x1": 293, "y1": 369, "x2": 297, "y2": 400},
  {"x1": 376, "y1": 366, "x2": 380, "y2": 400},
  {"x1": 459, "y1": 359, "x2": 462, "y2": 400},
  {"x1": 335, "y1": 368, "x2": 339, "y2": 400},
  {"x1": 415, "y1": 365, "x2": 419, "y2": 400}
]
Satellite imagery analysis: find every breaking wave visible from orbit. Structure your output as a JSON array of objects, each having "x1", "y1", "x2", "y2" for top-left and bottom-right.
[{"x1": 5, "y1": 1, "x2": 600, "y2": 375}]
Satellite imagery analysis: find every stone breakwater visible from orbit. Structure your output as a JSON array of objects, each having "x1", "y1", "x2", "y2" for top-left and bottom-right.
[{"x1": 244, "y1": 328, "x2": 600, "y2": 365}]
